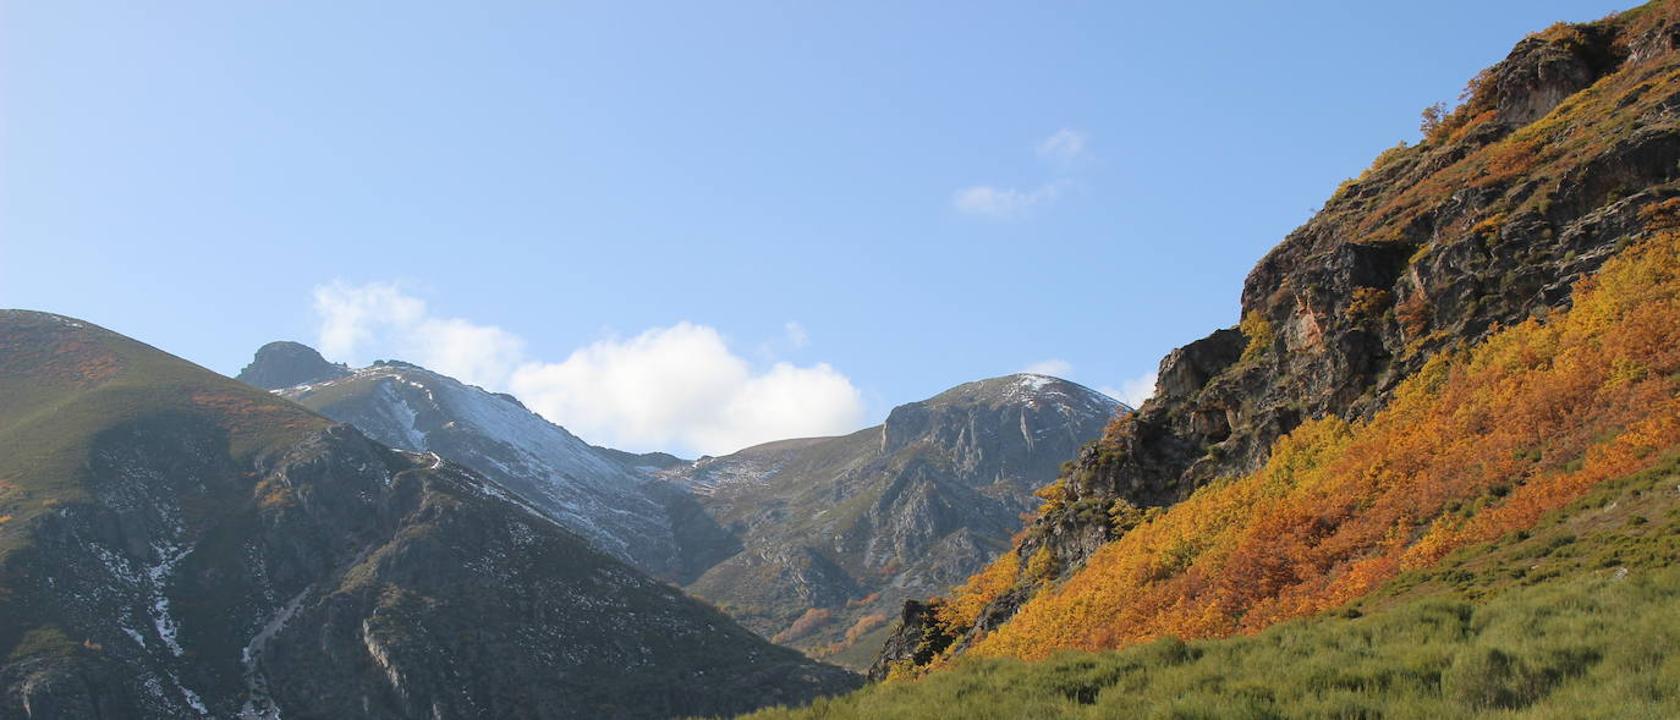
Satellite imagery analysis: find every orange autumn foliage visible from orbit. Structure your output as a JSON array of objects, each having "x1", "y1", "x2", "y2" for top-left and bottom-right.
[
  {"x1": 935, "y1": 548, "x2": 1021, "y2": 632},
  {"x1": 843, "y1": 613, "x2": 890, "y2": 644},
  {"x1": 971, "y1": 232, "x2": 1680, "y2": 661},
  {"x1": 772, "y1": 608, "x2": 834, "y2": 644}
]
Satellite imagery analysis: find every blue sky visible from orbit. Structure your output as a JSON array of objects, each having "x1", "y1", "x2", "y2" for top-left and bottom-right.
[{"x1": 0, "y1": 1, "x2": 1631, "y2": 455}]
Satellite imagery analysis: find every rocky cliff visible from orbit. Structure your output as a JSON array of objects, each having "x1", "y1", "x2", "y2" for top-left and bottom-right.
[{"x1": 236, "y1": 340, "x2": 350, "y2": 390}]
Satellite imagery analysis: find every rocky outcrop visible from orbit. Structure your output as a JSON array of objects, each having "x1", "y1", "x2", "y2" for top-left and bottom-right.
[
  {"x1": 864, "y1": 601, "x2": 953, "y2": 681},
  {"x1": 235, "y1": 340, "x2": 349, "y2": 390},
  {"x1": 1481, "y1": 22, "x2": 1621, "y2": 127}
]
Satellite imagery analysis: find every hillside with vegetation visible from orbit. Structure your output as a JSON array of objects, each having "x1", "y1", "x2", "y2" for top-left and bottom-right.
[
  {"x1": 949, "y1": 227, "x2": 1680, "y2": 663},
  {"x1": 866, "y1": 0, "x2": 1680, "y2": 683},
  {"x1": 744, "y1": 449, "x2": 1680, "y2": 718}
]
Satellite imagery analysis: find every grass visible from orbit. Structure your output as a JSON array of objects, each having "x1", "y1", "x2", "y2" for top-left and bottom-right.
[{"x1": 736, "y1": 455, "x2": 1680, "y2": 719}]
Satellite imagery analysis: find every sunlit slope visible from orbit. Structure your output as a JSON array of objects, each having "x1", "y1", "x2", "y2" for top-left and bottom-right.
[
  {"x1": 966, "y1": 229, "x2": 1680, "y2": 660},
  {"x1": 741, "y1": 233, "x2": 1680, "y2": 718}
]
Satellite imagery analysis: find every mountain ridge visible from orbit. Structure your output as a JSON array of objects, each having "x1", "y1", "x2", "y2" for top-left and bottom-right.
[{"x1": 268, "y1": 359, "x2": 717, "y2": 580}]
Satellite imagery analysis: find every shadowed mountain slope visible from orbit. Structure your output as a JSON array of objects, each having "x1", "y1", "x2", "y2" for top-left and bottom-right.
[{"x1": 660, "y1": 375, "x2": 1122, "y2": 666}]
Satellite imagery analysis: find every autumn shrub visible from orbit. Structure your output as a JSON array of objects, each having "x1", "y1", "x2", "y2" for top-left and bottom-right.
[
  {"x1": 1030, "y1": 479, "x2": 1067, "y2": 515},
  {"x1": 1470, "y1": 212, "x2": 1508, "y2": 240},
  {"x1": 1396, "y1": 289, "x2": 1432, "y2": 340},
  {"x1": 1345, "y1": 287, "x2": 1392, "y2": 326},
  {"x1": 846, "y1": 592, "x2": 881, "y2": 609},
  {"x1": 1024, "y1": 546, "x2": 1057, "y2": 585},
  {"x1": 1420, "y1": 102, "x2": 1450, "y2": 142},
  {"x1": 844, "y1": 613, "x2": 890, "y2": 645},
  {"x1": 1639, "y1": 196, "x2": 1680, "y2": 231},
  {"x1": 772, "y1": 608, "x2": 833, "y2": 644},
  {"x1": 935, "y1": 550, "x2": 1020, "y2": 632},
  {"x1": 1106, "y1": 498, "x2": 1146, "y2": 534},
  {"x1": 1239, "y1": 311, "x2": 1273, "y2": 362}
]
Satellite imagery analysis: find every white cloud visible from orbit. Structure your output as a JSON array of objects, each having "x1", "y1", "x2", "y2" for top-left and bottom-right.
[
  {"x1": 954, "y1": 129, "x2": 1088, "y2": 218},
  {"x1": 414, "y1": 317, "x2": 528, "y2": 391},
  {"x1": 311, "y1": 282, "x2": 864, "y2": 456},
  {"x1": 312, "y1": 281, "x2": 525, "y2": 389},
  {"x1": 1020, "y1": 358, "x2": 1074, "y2": 377},
  {"x1": 952, "y1": 182, "x2": 1066, "y2": 219},
  {"x1": 1036, "y1": 128, "x2": 1089, "y2": 163},
  {"x1": 313, "y1": 282, "x2": 425, "y2": 360},
  {"x1": 1100, "y1": 371, "x2": 1158, "y2": 409},
  {"x1": 509, "y1": 323, "x2": 864, "y2": 456}
]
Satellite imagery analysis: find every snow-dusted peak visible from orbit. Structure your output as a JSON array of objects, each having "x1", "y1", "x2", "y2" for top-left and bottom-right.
[{"x1": 262, "y1": 356, "x2": 686, "y2": 578}]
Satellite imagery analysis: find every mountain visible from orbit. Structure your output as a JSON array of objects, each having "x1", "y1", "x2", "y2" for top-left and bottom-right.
[
  {"x1": 235, "y1": 340, "x2": 349, "y2": 390},
  {"x1": 0, "y1": 311, "x2": 856, "y2": 719},
  {"x1": 660, "y1": 375, "x2": 1122, "y2": 666},
  {"x1": 264, "y1": 360, "x2": 734, "y2": 581},
  {"x1": 243, "y1": 348, "x2": 1123, "y2": 667},
  {"x1": 872, "y1": 0, "x2": 1680, "y2": 683}
]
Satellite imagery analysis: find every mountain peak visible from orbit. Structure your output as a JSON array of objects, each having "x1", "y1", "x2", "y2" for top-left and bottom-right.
[
  {"x1": 236, "y1": 340, "x2": 349, "y2": 390},
  {"x1": 914, "y1": 373, "x2": 1125, "y2": 415},
  {"x1": 660, "y1": 371, "x2": 1122, "y2": 664}
]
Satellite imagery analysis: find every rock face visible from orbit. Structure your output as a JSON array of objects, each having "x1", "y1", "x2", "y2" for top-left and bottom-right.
[
  {"x1": 264, "y1": 361, "x2": 731, "y2": 581},
  {"x1": 660, "y1": 375, "x2": 1122, "y2": 666},
  {"x1": 874, "y1": 5, "x2": 1680, "y2": 673},
  {"x1": 0, "y1": 311, "x2": 857, "y2": 719},
  {"x1": 235, "y1": 340, "x2": 349, "y2": 390},
  {"x1": 864, "y1": 601, "x2": 952, "y2": 681}
]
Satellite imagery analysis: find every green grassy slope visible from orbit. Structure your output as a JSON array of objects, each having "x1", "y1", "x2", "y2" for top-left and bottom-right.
[
  {"x1": 737, "y1": 453, "x2": 1680, "y2": 719},
  {"x1": 0, "y1": 311, "x2": 324, "y2": 556}
]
